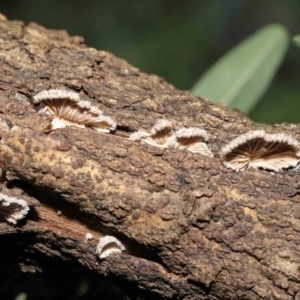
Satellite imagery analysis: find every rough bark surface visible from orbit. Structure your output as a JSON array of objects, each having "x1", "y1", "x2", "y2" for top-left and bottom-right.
[{"x1": 0, "y1": 13, "x2": 300, "y2": 300}]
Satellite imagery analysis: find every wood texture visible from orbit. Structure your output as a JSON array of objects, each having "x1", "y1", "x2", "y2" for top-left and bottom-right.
[{"x1": 0, "y1": 13, "x2": 300, "y2": 299}]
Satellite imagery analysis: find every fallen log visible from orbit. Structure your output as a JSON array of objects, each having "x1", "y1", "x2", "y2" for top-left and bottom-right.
[{"x1": 0, "y1": 13, "x2": 300, "y2": 299}]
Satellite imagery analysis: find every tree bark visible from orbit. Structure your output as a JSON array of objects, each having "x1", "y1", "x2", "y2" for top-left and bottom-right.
[{"x1": 0, "y1": 13, "x2": 300, "y2": 299}]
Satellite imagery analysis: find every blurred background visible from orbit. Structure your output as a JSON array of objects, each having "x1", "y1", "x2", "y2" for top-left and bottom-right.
[{"x1": 1, "y1": 0, "x2": 300, "y2": 124}]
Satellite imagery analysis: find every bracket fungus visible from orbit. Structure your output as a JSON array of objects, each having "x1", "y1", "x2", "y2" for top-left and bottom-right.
[
  {"x1": 0, "y1": 192, "x2": 30, "y2": 225},
  {"x1": 173, "y1": 127, "x2": 213, "y2": 156},
  {"x1": 95, "y1": 235, "x2": 126, "y2": 259},
  {"x1": 128, "y1": 119, "x2": 174, "y2": 148},
  {"x1": 129, "y1": 120, "x2": 213, "y2": 156},
  {"x1": 33, "y1": 89, "x2": 116, "y2": 132},
  {"x1": 221, "y1": 130, "x2": 300, "y2": 172}
]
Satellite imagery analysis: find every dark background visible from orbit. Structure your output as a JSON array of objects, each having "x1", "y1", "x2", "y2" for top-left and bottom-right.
[{"x1": 1, "y1": 1, "x2": 300, "y2": 122}]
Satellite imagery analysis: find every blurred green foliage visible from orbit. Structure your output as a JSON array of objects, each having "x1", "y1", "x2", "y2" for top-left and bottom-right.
[
  {"x1": 1, "y1": 0, "x2": 300, "y2": 123},
  {"x1": 293, "y1": 35, "x2": 300, "y2": 48},
  {"x1": 191, "y1": 24, "x2": 289, "y2": 114}
]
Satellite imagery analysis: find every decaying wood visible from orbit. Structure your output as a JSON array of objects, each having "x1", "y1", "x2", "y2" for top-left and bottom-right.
[{"x1": 0, "y1": 13, "x2": 300, "y2": 299}]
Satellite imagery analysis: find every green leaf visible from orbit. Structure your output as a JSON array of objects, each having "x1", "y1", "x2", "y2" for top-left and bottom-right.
[
  {"x1": 191, "y1": 24, "x2": 289, "y2": 114},
  {"x1": 293, "y1": 35, "x2": 300, "y2": 47}
]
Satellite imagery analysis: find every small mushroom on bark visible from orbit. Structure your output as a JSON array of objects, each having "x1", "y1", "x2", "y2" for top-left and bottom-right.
[
  {"x1": 221, "y1": 130, "x2": 300, "y2": 172},
  {"x1": 173, "y1": 127, "x2": 213, "y2": 156},
  {"x1": 95, "y1": 235, "x2": 126, "y2": 259},
  {"x1": 85, "y1": 233, "x2": 93, "y2": 241},
  {"x1": 33, "y1": 89, "x2": 116, "y2": 132},
  {"x1": 0, "y1": 192, "x2": 30, "y2": 225},
  {"x1": 128, "y1": 119, "x2": 174, "y2": 148}
]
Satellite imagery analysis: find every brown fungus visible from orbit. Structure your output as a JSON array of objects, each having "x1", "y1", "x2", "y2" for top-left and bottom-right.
[
  {"x1": 221, "y1": 130, "x2": 300, "y2": 172},
  {"x1": 0, "y1": 192, "x2": 30, "y2": 225},
  {"x1": 33, "y1": 89, "x2": 116, "y2": 132},
  {"x1": 174, "y1": 127, "x2": 213, "y2": 156}
]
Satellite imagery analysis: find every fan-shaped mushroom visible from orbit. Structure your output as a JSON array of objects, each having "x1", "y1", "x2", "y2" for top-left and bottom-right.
[
  {"x1": 221, "y1": 130, "x2": 300, "y2": 172},
  {"x1": 173, "y1": 127, "x2": 213, "y2": 156},
  {"x1": 34, "y1": 89, "x2": 116, "y2": 132},
  {"x1": 128, "y1": 119, "x2": 174, "y2": 148},
  {"x1": 0, "y1": 192, "x2": 30, "y2": 225},
  {"x1": 95, "y1": 235, "x2": 126, "y2": 259}
]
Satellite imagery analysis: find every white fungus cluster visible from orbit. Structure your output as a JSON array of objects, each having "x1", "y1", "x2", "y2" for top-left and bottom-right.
[
  {"x1": 129, "y1": 119, "x2": 213, "y2": 157},
  {"x1": 33, "y1": 90, "x2": 300, "y2": 175}
]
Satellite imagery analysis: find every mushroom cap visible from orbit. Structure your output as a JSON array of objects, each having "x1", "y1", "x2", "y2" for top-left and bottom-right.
[
  {"x1": 128, "y1": 119, "x2": 174, "y2": 148},
  {"x1": 89, "y1": 115, "x2": 117, "y2": 132},
  {"x1": 0, "y1": 192, "x2": 30, "y2": 225},
  {"x1": 173, "y1": 127, "x2": 213, "y2": 156},
  {"x1": 96, "y1": 235, "x2": 126, "y2": 259},
  {"x1": 147, "y1": 119, "x2": 174, "y2": 146},
  {"x1": 129, "y1": 124, "x2": 213, "y2": 154},
  {"x1": 175, "y1": 127, "x2": 209, "y2": 142},
  {"x1": 85, "y1": 233, "x2": 93, "y2": 241},
  {"x1": 222, "y1": 130, "x2": 300, "y2": 171},
  {"x1": 33, "y1": 89, "x2": 81, "y2": 104},
  {"x1": 150, "y1": 119, "x2": 173, "y2": 135},
  {"x1": 34, "y1": 89, "x2": 116, "y2": 132}
]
